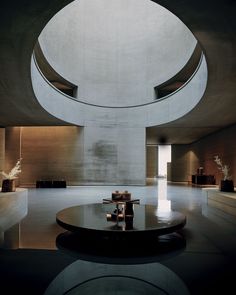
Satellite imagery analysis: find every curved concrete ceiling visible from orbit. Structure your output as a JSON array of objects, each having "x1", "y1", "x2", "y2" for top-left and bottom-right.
[
  {"x1": 0, "y1": 0, "x2": 73, "y2": 126},
  {"x1": 32, "y1": 52, "x2": 207, "y2": 127},
  {"x1": 148, "y1": 0, "x2": 236, "y2": 144},
  {"x1": 0, "y1": 0, "x2": 236, "y2": 144}
]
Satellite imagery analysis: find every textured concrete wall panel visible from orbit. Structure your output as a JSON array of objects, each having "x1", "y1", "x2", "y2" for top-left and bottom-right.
[{"x1": 83, "y1": 126, "x2": 146, "y2": 184}]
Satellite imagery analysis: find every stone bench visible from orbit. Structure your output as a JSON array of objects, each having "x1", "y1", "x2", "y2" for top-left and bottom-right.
[{"x1": 36, "y1": 180, "x2": 67, "y2": 188}]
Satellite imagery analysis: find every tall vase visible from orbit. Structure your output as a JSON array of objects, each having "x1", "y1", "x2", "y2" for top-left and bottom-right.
[
  {"x1": 220, "y1": 180, "x2": 234, "y2": 192},
  {"x1": 1, "y1": 179, "x2": 16, "y2": 192}
]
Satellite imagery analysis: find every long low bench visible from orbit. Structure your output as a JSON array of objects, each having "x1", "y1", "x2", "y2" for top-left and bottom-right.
[
  {"x1": 36, "y1": 180, "x2": 67, "y2": 188},
  {"x1": 204, "y1": 188, "x2": 236, "y2": 217}
]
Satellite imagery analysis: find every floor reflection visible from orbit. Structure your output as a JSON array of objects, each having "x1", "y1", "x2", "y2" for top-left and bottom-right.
[
  {"x1": 44, "y1": 259, "x2": 190, "y2": 295},
  {"x1": 0, "y1": 223, "x2": 21, "y2": 249},
  {"x1": 1, "y1": 185, "x2": 236, "y2": 294},
  {"x1": 157, "y1": 178, "x2": 171, "y2": 212}
]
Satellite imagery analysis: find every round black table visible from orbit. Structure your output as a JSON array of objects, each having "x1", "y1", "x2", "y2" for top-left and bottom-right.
[
  {"x1": 56, "y1": 203, "x2": 186, "y2": 238},
  {"x1": 56, "y1": 203, "x2": 186, "y2": 263}
]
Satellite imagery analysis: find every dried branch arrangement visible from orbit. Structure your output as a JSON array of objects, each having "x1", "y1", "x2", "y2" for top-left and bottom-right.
[
  {"x1": 0, "y1": 158, "x2": 22, "y2": 180},
  {"x1": 214, "y1": 155, "x2": 231, "y2": 180}
]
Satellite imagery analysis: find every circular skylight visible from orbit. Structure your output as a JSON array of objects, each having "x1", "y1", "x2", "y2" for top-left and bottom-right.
[{"x1": 38, "y1": 0, "x2": 197, "y2": 107}]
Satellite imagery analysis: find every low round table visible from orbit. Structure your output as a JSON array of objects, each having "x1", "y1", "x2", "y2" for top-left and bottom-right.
[
  {"x1": 56, "y1": 203, "x2": 186, "y2": 237},
  {"x1": 56, "y1": 203, "x2": 186, "y2": 263}
]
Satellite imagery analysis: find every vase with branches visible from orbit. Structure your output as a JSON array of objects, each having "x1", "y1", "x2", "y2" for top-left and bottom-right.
[
  {"x1": 0, "y1": 158, "x2": 22, "y2": 192},
  {"x1": 214, "y1": 156, "x2": 234, "y2": 192}
]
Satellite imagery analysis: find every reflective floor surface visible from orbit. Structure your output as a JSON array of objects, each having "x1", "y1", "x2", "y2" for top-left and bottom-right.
[{"x1": 1, "y1": 180, "x2": 236, "y2": 294}]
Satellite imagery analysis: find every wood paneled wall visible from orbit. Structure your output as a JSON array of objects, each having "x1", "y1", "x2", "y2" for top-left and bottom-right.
[
  {"x1": 146, "y1": 145, "x2": 157, "y2": 178},
  {"x1": 5, "y1": 127, "x2": 84, "y2": 186},
  {"x1": 0, "y1": 128, "x2": 5, "y2": 174},
  {"x1": 171, "y1": 124, "x2": 236, "y2": 184}
]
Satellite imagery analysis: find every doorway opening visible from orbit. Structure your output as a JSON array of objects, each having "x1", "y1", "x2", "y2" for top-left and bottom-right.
[{"x1": 157, "y1": 145, "x2": 171, "y2": 178}]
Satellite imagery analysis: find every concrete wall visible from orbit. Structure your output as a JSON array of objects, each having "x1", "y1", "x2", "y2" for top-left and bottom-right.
[
  {"x1": 171, "y1": 124, "x2": 236, "y2": 184},
  {"x1": 5, "y1": 126, "x2": 146, "y2": 186},
  {"x1": 83, "y1": 126, "x2": 146, "y2": 185}
]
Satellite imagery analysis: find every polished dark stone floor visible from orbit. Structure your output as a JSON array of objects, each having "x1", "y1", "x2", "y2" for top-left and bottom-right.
[{"x1": 1, "y1": 180, "x2": 236, "y2": 294}]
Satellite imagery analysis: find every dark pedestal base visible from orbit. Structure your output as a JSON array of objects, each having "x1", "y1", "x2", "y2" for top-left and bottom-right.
[
  {"x1": 220, "y1": 180, "x2": 234, "y2": 192},
  {"x1": 56, "y1": 231, "x2": 186, "y2": 264},
  {"x1": 1, "y1": 179, "x2": 16, "y2": 192}
]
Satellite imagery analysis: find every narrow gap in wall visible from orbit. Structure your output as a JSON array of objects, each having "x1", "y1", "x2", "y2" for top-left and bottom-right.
[{"x1": 157, "y1": 145, "x2": 171, "y2": 178}]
